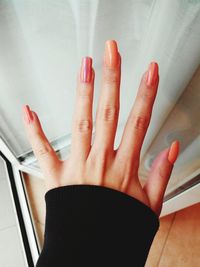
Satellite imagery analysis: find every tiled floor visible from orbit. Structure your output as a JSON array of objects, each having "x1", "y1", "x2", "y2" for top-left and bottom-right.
[
  {"x1": 0, "y1": 158, "x2": 27, "y2": 267},
  {"x1": 23, "y1": 173, "x2": 200, "y2": 266}
]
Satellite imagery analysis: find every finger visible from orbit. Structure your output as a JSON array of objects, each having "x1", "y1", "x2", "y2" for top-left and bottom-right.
[
  {"x1": 70, "y1": 57, "x2": 95, "y2": 161},
  {"x1": 116, "y1": 62, "x2": 159, "y2": 168},
  {"x1": 22, "y1": 105, "x2": 60, "y2": 180},
  {"x1": 143, "y1": 140, "x2": 180, "y2": 216},
  {"x1": 90, "y1": 40, "x2": 121, "y2": 154}
]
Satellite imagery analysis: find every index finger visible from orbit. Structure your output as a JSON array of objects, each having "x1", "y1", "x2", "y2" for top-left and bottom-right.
[{"x1": 116, "y1": 62, "x2": 159, "y2": 167}]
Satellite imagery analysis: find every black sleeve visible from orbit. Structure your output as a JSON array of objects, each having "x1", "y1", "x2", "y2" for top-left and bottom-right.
[{"x1": 36, "y1": 184, "x2": 159, "y2": 267}]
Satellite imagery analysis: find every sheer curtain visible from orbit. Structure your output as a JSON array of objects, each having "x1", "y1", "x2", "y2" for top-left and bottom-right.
[{"x1": 0, "y1": 0, "x2": 200, "y2": 195}]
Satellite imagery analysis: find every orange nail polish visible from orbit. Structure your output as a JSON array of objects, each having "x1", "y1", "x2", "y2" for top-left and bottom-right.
[
  {"x1": 104, "y1": 40, "x2": 119, "y2": 68},
  {"x1": 23, "y1": 105, "x2": 33, "y2": 124},
  {"x1": 80, "y1": 57, "x2": 92, "y2": 83},
  {"x1": 168, "y1": 140, "x2": 180, "y2": 164},
  {"x1": 146, "y1": 62, "x2": 159, "y2": 87}
]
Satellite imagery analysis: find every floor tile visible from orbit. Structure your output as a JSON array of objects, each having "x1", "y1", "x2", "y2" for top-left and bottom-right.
[
  {"x1": 158, "y1": 203, "x2": 200, "y2": 267},
  {"x1": 0, "y1": 226, "x2": 26, "y2": 267},
  {"x1": 145, "y1": 213, "x2": 175, "y2": 267},
  {"x1": 0, "y1": 179, "x2": 16, "y2": 230}
]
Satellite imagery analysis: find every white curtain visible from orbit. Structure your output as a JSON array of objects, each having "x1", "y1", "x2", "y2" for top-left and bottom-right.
[{"x1": 0, "y1": 0, "x2": 200, "y2": 195}]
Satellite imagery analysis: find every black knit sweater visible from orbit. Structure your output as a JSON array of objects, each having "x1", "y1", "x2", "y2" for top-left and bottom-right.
[{"x1": 36, "y1": 185, "x2": 159, "y2": 267}]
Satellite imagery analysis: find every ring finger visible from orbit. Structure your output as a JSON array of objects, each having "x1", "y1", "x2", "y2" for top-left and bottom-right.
[
  {"x1": 116, "y1": 62, "x2": 159, "y2": 168},
  {"x1": 70, "y1": 57, "x2": 95, "y2": 161}
]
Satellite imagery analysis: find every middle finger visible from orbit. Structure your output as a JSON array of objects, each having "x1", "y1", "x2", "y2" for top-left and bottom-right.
[{"x1": 90, "y1": 40, "x2": 121, "y2": 154}]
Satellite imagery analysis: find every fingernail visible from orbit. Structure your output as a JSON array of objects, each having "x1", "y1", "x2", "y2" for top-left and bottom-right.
[
  {"x1": 146, "y1": 62, "x2": 159, "y2": 87},
  {"x1": 168, "y1": 140, "x2": 180, "y2": 164},
  {"x1": 80, "y1": 57, "x2": 92, "y2": 83},
  {"x1": 104, "y1": 40, "x2": 119, "y2": 68},
  {"x1": 22, "y1": 105, "x2": 34, "y2": 124}
]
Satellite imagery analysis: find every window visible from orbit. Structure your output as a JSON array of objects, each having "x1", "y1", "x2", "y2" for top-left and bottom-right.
[{"x1": 0, "y1": 1, "x2": 200, "y2": 265}]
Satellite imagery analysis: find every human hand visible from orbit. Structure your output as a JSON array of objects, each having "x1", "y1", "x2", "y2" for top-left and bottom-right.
[{"x1": 22, "y1": 40, "x2": 179, "y2": 216}]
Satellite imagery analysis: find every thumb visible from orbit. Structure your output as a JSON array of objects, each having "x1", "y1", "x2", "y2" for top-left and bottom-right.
[
  {"x1": 22, "y1": 105, "x2": 61, "y2": 183},
  {"x1": 143, "y1": 141, "x2": 180, "y2": 216}
]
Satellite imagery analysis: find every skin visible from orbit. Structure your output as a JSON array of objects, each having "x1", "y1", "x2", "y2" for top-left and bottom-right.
[{"x1": 23, "y1": 40, "x2": 174, "y2": 217}]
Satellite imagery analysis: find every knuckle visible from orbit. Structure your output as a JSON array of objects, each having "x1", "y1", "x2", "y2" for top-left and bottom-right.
[
  {"x1": 77, "y1": 119, "x2": 91, "y2": 133},
  {"x1": 101, "y1": 105, "x2": 119, "y2": 122},
  {"x1": 88, "y1": 148, "x2": 107, "y2": 170},
  {"x1": 35, "y1": 144, "x2": 52, "y2": 158},
  {"x1": 116, "y1": 150, "x2": 139, "y2": 169},
  {"x1": 131, "y1": 114, "x2": 150, "y2": 131},
  {"x1": 104, "y1": 69, "x2": 119, "y2": 84},
  {"x1": 139, "y1": 89, "x2": 155, "y2": 101},
  {"x1": 140, "y1": 88, "x2": 155, "y2": 101},
  {"x1": 78, "y1": 91, "x2": 92, "y2": 101},
  {"x1": 158, "y1": 166, "x2": 166, "y2": 179}
]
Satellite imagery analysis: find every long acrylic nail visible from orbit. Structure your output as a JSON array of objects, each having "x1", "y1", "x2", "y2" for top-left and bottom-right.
[
  {"x1": 104, "y1": 40, "x2": 119, "y2": 68},
  {"x1": 80, "y1": 57, "x2": 92, "y2": 83},
  {"x1": 146, "y1": 62, "x2": 159, "y2": 87},
  {"x1": 22, "y1": 105, "x2": 34, "y2": 124},
  {"x1": 168, "y1": 140, "x2": 180, "y2": 164}
]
